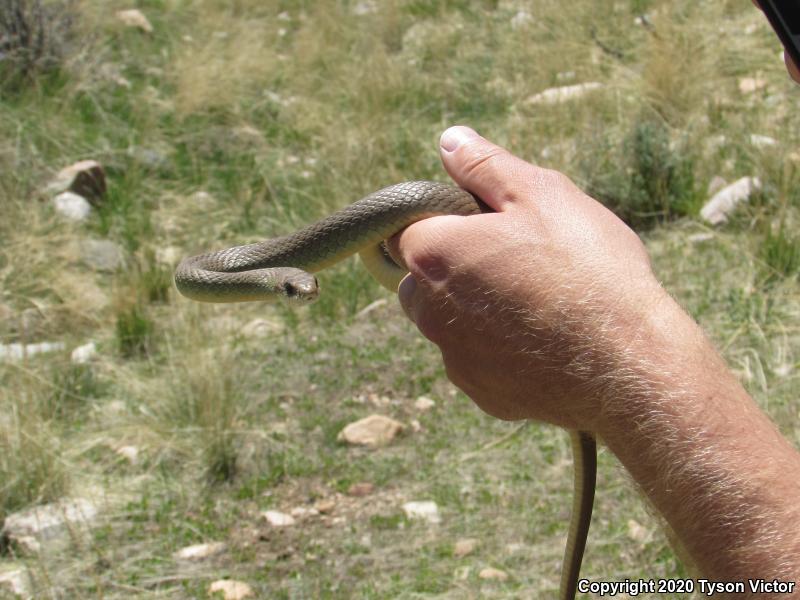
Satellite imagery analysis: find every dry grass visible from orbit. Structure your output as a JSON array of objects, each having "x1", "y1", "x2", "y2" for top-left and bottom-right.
[{"x1": 0, "y1": 0, "x2": 799, "y2": 596}]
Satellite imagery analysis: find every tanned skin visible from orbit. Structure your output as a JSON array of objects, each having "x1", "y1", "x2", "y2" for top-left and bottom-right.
[{"x1": 388, "y1": 124, "x2": 800, "y2": 596}]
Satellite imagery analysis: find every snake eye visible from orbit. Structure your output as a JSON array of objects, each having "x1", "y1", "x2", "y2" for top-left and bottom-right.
[{"x1": 283, "y1": 282, "x2": 298, "y2": 297}]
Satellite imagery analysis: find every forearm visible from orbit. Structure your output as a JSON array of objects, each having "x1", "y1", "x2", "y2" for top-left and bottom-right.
[{"x1": 597, "y1": 289, "x2": 800, "y2": 591}]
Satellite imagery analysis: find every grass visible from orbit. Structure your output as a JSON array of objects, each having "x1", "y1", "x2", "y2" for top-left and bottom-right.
[{"x1": 0, "y1": 0, "x2": 799, "y2": 597}]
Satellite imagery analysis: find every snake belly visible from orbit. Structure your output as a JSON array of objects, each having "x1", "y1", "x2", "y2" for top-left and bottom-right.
[{"x1": 174, "y1": 180, "x2": 596, "y2": 599}]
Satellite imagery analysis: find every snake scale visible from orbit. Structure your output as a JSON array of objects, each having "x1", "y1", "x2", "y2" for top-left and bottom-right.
[{"x1": 175, "y1": 181, "x2": 596, "y2": 600}]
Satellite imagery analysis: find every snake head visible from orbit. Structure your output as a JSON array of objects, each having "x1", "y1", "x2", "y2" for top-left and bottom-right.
[{"x1": 280, "y1": 270, "x2": 319, "y2": 303}]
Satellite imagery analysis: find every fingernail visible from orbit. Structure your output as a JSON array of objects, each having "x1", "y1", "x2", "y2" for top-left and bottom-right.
[
  {"x1": 397, "y1": 274, "x2": 417, "y2": 322},
  {"x1": 440, "y1": 126, "x2": 479, "y2": 153}
]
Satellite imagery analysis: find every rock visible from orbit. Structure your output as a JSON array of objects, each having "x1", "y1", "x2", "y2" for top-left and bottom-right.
[
  {"x1": 46, "y1": 160, "x2": 106, "y2": 206},
  {"x1": 53, "y1": 192, "x2": 92, "y2": 222},
  {"x1": 116, "y1": 9, "x2": 153, "y2": 33},
  {"x1": 128, "y1": 146, "x2": 170, "y2": 170},
  {"x1": 70, "y1": 342, "x2": 97, "y2": 364},
  {"x1": 261, "y1": 510, "x2": 295, "y2": 527},
  {"x1": 706, "y1": 175, "x2": 727, "y2": 197},
  {"x1": 79, "y1": 239, "x2": 126, "y2": 271},
  {"x1": 688, "y1": 232, "x2": 714, "y2": 244},
  {"x1": 208, "y1": 580, "x2": 254, "y2": 599},
  {"x1": 314, "y1": 499, "x2": 336, "y2": 514},
  {"x1": 347, "y1": 482, "x2": 374, "y2": 497},
  {"x1": 337, "y1": 415, "x2": 404, "y2": 448},
  {"x1": 738, "y1": 76, "x2": 767, "y2": 94},
  {"x1": 156, "y1": 246, "x2": 183, "y2": 266},
  {"x1": 2, "y1": 499, "x2": 98, "y2": 542},
  {"x1": 190, "y1": 191, "x2": 216, "y2": 209},
  {"x1": 626, "y1": 519, "x2": 651, "y2": 544},
  {"x1": 454, "y1": 538, "x2": 478, "y2": 557},
  {"x1": 352, "y1": 1, "x2": 377, "y2": 15},
  {"x1": 240, "y1": 318, "x2": 283, "y2": 338},
  {"x1": 414, "y1": 396, "x2": 435, "y2": 412},
  {"x1": 289, "y1": 507, "x2": 319, "y2": 519},
  {"x1": 510, "y1": 10, "x2": 533, "y2": 30},
  {"x1": 402, "y1": 501, "x2": 440, "y2": 524},
  {"x1": 750, "y1": 134, "x2": 778, "y2": 148},
  {"x1": 479, "y1": 567, "x2": 509, "y2": 581},
  {"x1": 10, "y1": 535, "x2": 41, "y2": 555},
  {"x1": 0, "y1": 342, "x2": 65, "y2": 362},
  {"x1": 115, "y1": 445, "x2": 139, "y2": 464},
  {"x1": 0, "y1": 566, "x2": 31, "y2": 598},
  {"x1": 524, "y1": 82, "x2": 603, "y2": 106},
  {"x1": 700, "y1": 177, "x2": 761, "y2": 225},
  {"x1": 174, "y1": 541, "x2": 227, "y2": 561}
]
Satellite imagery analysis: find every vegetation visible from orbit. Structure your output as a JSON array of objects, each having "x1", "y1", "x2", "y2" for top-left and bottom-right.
[{"x1": 1, "y1": 0, "x2": 799, "y2": 597}]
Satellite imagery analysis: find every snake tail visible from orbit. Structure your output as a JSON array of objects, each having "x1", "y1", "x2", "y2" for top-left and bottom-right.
[{"x1": 560, "y1": 430, "x2": 597, "y2": 600}]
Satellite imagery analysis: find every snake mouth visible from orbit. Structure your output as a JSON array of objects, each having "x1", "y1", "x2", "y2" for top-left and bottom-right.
[{"x1": 282, "y1": 276, "x2": 319, "y2": 302}]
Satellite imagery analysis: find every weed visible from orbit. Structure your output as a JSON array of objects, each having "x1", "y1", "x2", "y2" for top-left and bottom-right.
[
  {"x1": 761, "y1": 224, "x2": 800, "y2": 284},
  {"x1": 115, "y1": 302, "x2": 155, "y2": 358}
]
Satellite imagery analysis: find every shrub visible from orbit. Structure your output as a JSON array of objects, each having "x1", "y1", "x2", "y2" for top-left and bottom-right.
[
  {"x1": 579, "y1": 117, "x2": 699, "y2": 230},
  {"x1": 0, "y1": 0, "x2": 73, "y2": 91}
]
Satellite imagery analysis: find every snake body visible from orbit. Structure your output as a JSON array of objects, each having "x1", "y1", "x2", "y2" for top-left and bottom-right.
[{"x1": 174, "y1": 180, "x2": 596, "y2": 600}]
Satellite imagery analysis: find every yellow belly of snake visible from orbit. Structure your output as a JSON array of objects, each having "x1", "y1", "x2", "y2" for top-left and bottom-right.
[{"x1": 174, "y1": 180, "x2": 596, "y2": 599}]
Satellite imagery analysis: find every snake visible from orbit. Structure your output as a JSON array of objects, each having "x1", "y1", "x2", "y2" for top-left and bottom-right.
[{"x1": 174, "y1": 180, "x2": 596, "y2": 600}]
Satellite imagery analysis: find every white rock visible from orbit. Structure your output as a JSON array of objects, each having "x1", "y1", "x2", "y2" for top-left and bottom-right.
[
  {"x1": 626, "y1": 519, "x2": 651, "y2": 543},
  {"x1": 706, "y1": 175, "x2": 727, "y2": 197},
  {"x1": 53, "y1": 192, "x2": 91, "y2": 222},
  {"x1": 116, "y1": 9, "x2": 153, "y2": 33},
  {"x1": 262, "y1": 510, "x2": 295, "y2": 527},
  {"x1": 174, "y1": 541, "x2": 227, "y2": 561},
  {"x1": 739, "y1": 76, "x2": 767, "y2": 94},
  {"x1": 116, "y1": 445, "x2": 139, "y2": 464},
  {"x1": 290, "y1": 506, "x2": 319, "y2": 518},
  {"x1": 414, "y1": 396, "x2": 435, "y2": 412},
  {"x1": 0, "y1": 567, "x2": 31, "y2": 598},
  {"x1": 454, "y1": 538, "x2": 478, "y2": 557},
  {"x1": 0, "y1": 342, "x2": 65, "y2": 362},
  {"x1": 46, "y1": 160, "x2": 106, "y2": 204},
  {"x1": 11, "y1": 535, "x2": 41, "y2": 555},
  {"x1": 479, "y1": 567, "x2": 509, "y2": 581},
  {"x1": 510, "y1": 10, "x2": 533, "y2": 30},
  {"x1": 240, "y1": 318, "x2": 283, "y2": 338},
  {"x1": 352, "y1": 0, "x2": 377, "y2": 15},
  {"x1": 156, "y1": 246, "x2": 183, "y2": 266},
  {"x1": 208, "y1": 580, "x2": 254, "y2": 599},
  {"x1": 525, "y1": 82, "x2": 603, "y2": 105},
  {"x1": 750, "y1": 134, "x2": 778, "y2": 148},
  {"x1": 337, "y1": 415, "x2": 404, "y2": 447},
  {"x1": 688, "y1": 232, "x2": 714, "y2": 244},
  {"x1": 402, "y1": 500, "x2": 440, "y2": 524},
  {"x1": 80, "y1": 239, "x2": 126, "y2": 271},
  {"x1": 700, "y1": 177, "x2": 761, "y2": 225},
  {"x1": 71, "y1": 342, "x2": 97, "y2": 364},
  {"x1": 2, "y1": 499, "x2": 98, "y2": 541}
]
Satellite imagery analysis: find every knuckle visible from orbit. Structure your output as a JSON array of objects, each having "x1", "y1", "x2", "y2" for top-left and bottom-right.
[{"x1": 460, "y1": 143, "x2": 508, "y2": 181}]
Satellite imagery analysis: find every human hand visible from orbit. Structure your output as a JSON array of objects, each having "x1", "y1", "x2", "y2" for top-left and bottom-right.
[
  {"x1": 753, "y1": 0, "x2": 800, "y2": 83},
  {"x1": 388, "y1": 127, "x2": 671, "y2": 431}
]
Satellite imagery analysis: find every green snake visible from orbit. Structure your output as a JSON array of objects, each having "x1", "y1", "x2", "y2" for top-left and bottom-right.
[{"x1": 174, "y1": 180, "x2": 596, "y2": 599}]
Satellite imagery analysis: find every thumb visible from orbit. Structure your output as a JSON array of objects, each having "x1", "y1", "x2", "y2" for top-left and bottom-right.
[{"x1": 438, "y1": 126, "x2": 544, "y2": 212}]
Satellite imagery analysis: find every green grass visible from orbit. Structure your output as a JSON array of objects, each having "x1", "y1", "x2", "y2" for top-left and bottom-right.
[{"x1": 1, "y1": 0, "x2": 799, "y2": 597}]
